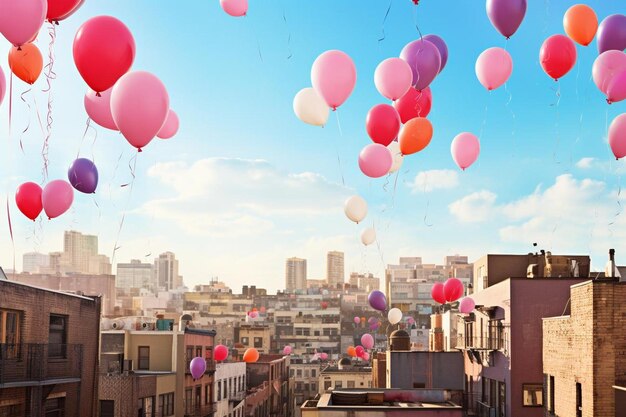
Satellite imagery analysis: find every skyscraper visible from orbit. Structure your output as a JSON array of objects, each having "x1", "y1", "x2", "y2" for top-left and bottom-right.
[
  {"x1": 117, "y1": 259, "x2": 154, "y2": 291},
  {"x1": 154, "y1": 252, "x2": 183, "y2": 291},
  {"x1": 64, "y1": 230, "x2": 98, "y2": 273},
  {"x1": 326, "y1": 251, "x2": 344, "y2": 288},
  {"x1": 285, "y1": 257, "x2": 307, "y2": 292},
  {"x1": 22, "y1": 252, "x2": 49, "y2": 273}
]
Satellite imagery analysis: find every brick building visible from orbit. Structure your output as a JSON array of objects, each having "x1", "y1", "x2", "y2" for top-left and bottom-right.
[
  {"x1": 0, "y1": 278, "x2": 101, "y2": 416},
  {"x1": 246, "y1": 354, "x2": 293, "y2": 417}
]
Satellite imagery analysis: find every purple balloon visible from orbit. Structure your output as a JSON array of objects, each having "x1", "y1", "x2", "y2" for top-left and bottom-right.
[
  {"x1": 368, "y1": 290, "x2": 387, "y2": 311},
  {"x1": 422, "y1": 34, "x2": 448, "y2": 73},
  {"x1": 400, "y1": 39, "x2": 441, "y2": 91},
  {"x1": 189, "y1": 356, "x2": 206, "y2": 379},
  {"x1": 597, "y1": 14, "x2": 626, "y2": 55},
  {"x1": 68, "y1": 158, "x2": 99, "y2": 194},
  {"x1": 486, "y1": 0, "x2": 527, "y2": 39}
]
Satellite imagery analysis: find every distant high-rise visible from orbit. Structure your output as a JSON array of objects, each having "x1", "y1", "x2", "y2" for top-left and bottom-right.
[
  {"x1": 22, "y1": 252, "x2": 49, "y2": 273},
  {"x1": 285, "y1": 257, "x2": 307, "y2": 292},
  {"x1": 64, "y1": 230, "x2": 98, "y2": 273},
  {"x1": 349, "y1": 272, "x2": 380, "y2": 291},
  {"x1": 117, "y1": 259, "x2": 154, "y2": 291},
  {"x1": 326, "y1": 251, "x2": 344, "y2": 288},
  {"x1": 154, "y1": 252, "x2": 183, "y2": 291}
]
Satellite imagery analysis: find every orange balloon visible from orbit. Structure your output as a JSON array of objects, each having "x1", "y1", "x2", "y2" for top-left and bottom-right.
[
  {"x1": 399, "y1": 117, "x2": 433, "y2": 155},
  {"x1": 563, "y1": 4, "x2": 598, "y2": 46},
  {"x1": 8, "y1": 43, "x2": 43, "y2": 85},
  {"x1": 347, "y1": 346, "x2": 356, "y2": 357},
  {"x1": 243, "y1": 348, "x2": 259, "y2": 363}
]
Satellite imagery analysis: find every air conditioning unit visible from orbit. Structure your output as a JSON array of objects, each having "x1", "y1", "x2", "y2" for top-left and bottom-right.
[{"x1": 111, "y1": 320, "x2": 125, "y2": 330}]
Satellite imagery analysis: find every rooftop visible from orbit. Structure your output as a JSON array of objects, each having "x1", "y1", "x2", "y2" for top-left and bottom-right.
[{"x1": 302, "y1": 389, "x2": 462, "y2": 411}]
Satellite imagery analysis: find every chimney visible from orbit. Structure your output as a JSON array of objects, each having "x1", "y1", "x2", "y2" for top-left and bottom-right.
[{"x1": 610, "y1": 249, "x2": 616, "y2": 279}]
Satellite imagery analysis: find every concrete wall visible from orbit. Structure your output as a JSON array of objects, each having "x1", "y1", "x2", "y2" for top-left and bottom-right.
[
  {"x1": 388, "y1": 351, "x2": 464, "y2": 390},
  {"x1": 125, "y1": 333, "x2": 174, "y2": 372}
]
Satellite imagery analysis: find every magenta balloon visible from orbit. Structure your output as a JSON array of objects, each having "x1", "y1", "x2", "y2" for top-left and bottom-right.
[
  {"x1": 597, "y1": 14, "x2": 626, "y2": 54},
  {"x1": 431, "y1": 282, "x2": 446, "y2": 304},
  {"x1": 475, "y1": 47, "x2": 513, "y2": 91},
  {"x1": 368, "y1": 290, "x2": 387, "y2": 311},
  {"x1": 354, "y1": 316, "x2": 360, "y2": 324},
  {"x1": 443, "y1": 278, "x2": 464, "y2": 302},
  {"x1": 394, "y1": 87, "x2": 432, "y2": 123},
  {"x1": 157, "y1": 109, "x2": 179, "y2": 139},
  {"x1": 608, "y1": 70, "x2": 626, "y2": 104},
  {"x1": 110, "y1": 71, "x2": 170, "y2": 151},
  {"x1": 362, "y1": 352, "x2": 370, "y2": 361},
  {"x1": 374, "y1": 58, "x2": 412, "y2": 101},
  {"x1": 451, "y1": 132, "x2": 480, "y2": 170},
  {"x1": 422, "y1": 34, "x2": 448, "y2": 72},
  {"x1": 358, "y1": 143, "x2": 393, "y2": 178},
  {"x1": 190, "y1": 356, "x2": 206, "y2": 379},
  {"x1": 459, "y1": 297, "x2": 476, "y2": 314},
  {"x1": 311, "y1": 50, "x2": 356, "y2": 110},
  {"x1": 220, "y1": 0, "x2": 247, "y2": 17},
  {"x1": 0, "y1": 0, "x2": 47, "y2": 47},
  {"x1": 486, "y1": 0, "x2": 527, "y2": 39},
  {"x1": 283, "y1": 345, "x2": 292, "y2": 355},
  {"x1": 320, "y1": 353, "x2": 328, "y2": 360},
  {"x1": 355, "y1": 346, "x2": 365, "y2": 358},
  {"x1": 0, "y1": 66, "x2": 5, "y2": 106},
  {"x1": 609, "y1": 114, "x2": 626, "y2": 160},
  {"x1": 214, "y1": 344, "x2": 228, "y2": 361},
  {"x1": 84, "y1": 88, "x2": 118, "y2": 131},
  {"x1": 400, "y1": 39, "x2": 441, "y2": 91},
  {"x1": 592, "y1": 51, "x2": 626, "y2": 96},
  {"x1": 42, "y1": 180, "x2": 74, "y2": 220},
  {"x1": 366, "y1": 104, "x2": 401, "y2": 146},
  {"x1": 361, "y1": 334, "x2": 374, "y2": 350}
]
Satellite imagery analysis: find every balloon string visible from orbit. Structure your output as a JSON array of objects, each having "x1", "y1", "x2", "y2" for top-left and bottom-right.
[
  {"x1": 422, "y1": 173, "x2": 433, "y2": 227},
  {"x1": 112, "y1": 154, "x2": 138, "y2": 265},
  {"x1": 32, "y1": 95, "x2": 46, "y2": 138},
  {"x1": 334, "y1": 111, "x2": 346, "y2": 186},
  {"x1": 42, "y1": 23, "x2": 56, "y2": 93},
  {"x1": 412, "y1": 6, "x2": 423, "y2": 40},
  {"x1": 279, "y1": 0, "x2": 292, "y2": 59},
  {"x1": 108, "y1": 151, "x2": 124, "y2": 203},
  {"x1": 41, "y1": 23, "x2": 56, "y2": 183},
  {"x1": 76, "y1": 117, "x2": 91, "y2": 158},
  {"x1": 6, "y1": 197, "x2": 15, "y2": 276},
  {"x1": 8, "y1": 72, "x2": 13, "y2": 136},
  {"x1": 245, "y1": 15, "x2": 264, "y2": 63},
  {"x1": 478, "y1": 91, "x2": 491, "y2": 140},
  {"x1": 503, "y1": 82, "x2": 516, "y2": 158},
  {"x1": 19, "y1": 88, "x2": 32, "y2": 155},
  {"x1": 378, "y1": 0, "x2": 393, "y2": 43},
  {"x1": 551, "y1": 81, "x2": 561, "y2": 164}
]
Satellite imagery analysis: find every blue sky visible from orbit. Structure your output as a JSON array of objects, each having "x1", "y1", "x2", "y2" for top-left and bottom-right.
[{"x1": 0, "y1": 0, "x2": 625, "y2": 292}]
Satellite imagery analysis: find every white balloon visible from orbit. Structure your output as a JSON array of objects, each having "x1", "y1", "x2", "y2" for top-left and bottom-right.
[
  {"x1": 388, "y1": 308, "x2": 403, "y2": 325},
  {"x1": 293, "y1": 87, "x2": 330, "y2": 127},
  {"x1": 344, "y1": 195, "x2": 368, "y2": 223},
  {"x1": 387, "y1": 141, "x2": 404, "y2": 173},
  {"x1": 361, "y1": 227, "x2": 376, "y2": 245}
]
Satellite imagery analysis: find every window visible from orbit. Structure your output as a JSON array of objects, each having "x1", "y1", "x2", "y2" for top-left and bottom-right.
[
  {"x1": 218, "y1": 381, "x2": 221, "y2": 401},
  {"x1": 138, "y1": 346, "x2": 150, "y2": 370},
  {"x1": 0, "y1": 404, "x2": 24, "y2": 416},
  {"x1": 296, "y1": 369, "x2": 302, "y2": 377},
  {"x1": 186, "y1": 346, "x2": 194, "y2": 370},
  {"x1": 522, "y1": 384, "x2": 543, "y2": 406},
  {"x1": 335, "y1": 381, "x2": 343, "y2": 389},
  {"x1": 0, "y1": 309, "x2": 21, "y2": 359},
  {"x1": 253, "y1": 337, "x2": 263, "y2": 348},
  {"x1": 304, "y1": 369, "x2": 309, "y2": 378},
  {"x1": 44, "y1": 397, "x2": 65, "y2": 417},
  {"x1": 205, "y1": 384, "x2": 211, "y2": 404},
  {"x1": 576, "y1": 382, "x2": 582, "y2": 417},
  {"x1": 48, "y1": 315, "x2": 67, "y2": 358},
  {"x1": 547, "y1": 375, "x2": 555, "y2": 413},
  {"x1": 159, "y1": 393, "x2": 174, "y2": 416},
  {"x1": 100, "y1": 400, "x2": 114, "y2": 417},
  {"x1": 241, "y1": 337, "x2": 249, "y2": 345},
  {"x1": 195, "y1": 346, "x2": 202, "y2": 358},
  {"x1": 137, "y1": 396, "x2": 154, "y2": 417},
  {"x1": 324, "y1": 381, "x2": 331, "y2": 391},
  {"x1": 184, "y1": 389, "x2": 193, "y2": 414},
  {"x1": 311, "y1": 369, "x2": 316, "y2": 377},
  {"x1": 347, "y1": 381, "x2": 355, "y2": 388}
]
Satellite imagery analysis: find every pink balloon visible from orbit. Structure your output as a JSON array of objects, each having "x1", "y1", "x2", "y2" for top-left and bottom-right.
[
  {"x1": 475, "y1": 47, "x2": 513, "y2": 91},
  {"x1": 609, "y1": 113, "x2": 626, "y2": 160},
  {"x1": 366, "y1": 104, "x2": 401, "y2": 146},
  {"x1": 361, "y1": 334, "x2": 374, "y2": 349},
  {"x1": 362, "y1": 352, "x2": 370, "y2": 361},
  {"x1": 592, "y1": 51, "x2": 626, "y2": 97},
  {"x1": 608, "y1": 70, "x2": 626, "y2": 104},
  {"x1": 451, "y1": 132, "x2": 480, "y2": 170},
  {"x1": 220, "y1": 0, "x2": 247, "y2": 17},
  {"x1": 283, "y1": 346, "x2": 292, "y2": 355},
  {"x1": 0, "y1": 66, "x2": 5, "y2": 106},
  {"x1": 374, "y1": 58, "x2": 412, "y2": 101},
  {"x1": 311, "y1": 50, "x2": 356, "y2": 110},
  {"x1": 358, "y1": 143, "x2": 393, "y2": 178},
  {"x1": 111, "y1": 71, "x2": 170, "y2": 151},
  {"x1": 320, "y1": 353, "x2": 328, "y2": 360},
  {"x1": 355, "y1": 346, "x2": 365, "y2": 358},
  {"x1": 84, "y1": 88, "x2": 118, "y2": 131},
  {"x1": 0, "y1": 0, "x2": 46, "y2": 47},
  {"x1": 42, "y1": 180, "x2": 74, "y2": 220},
  {"x1": 459, "y1": 297, "x2": 476, "y2": 314},
  {"x1": 443, "y1": 278, "x2": 464, "y2": 303},
  {"x1": 353, "y1": 316, "x2": 360, "y2": 324},
  {"x1": 157, "y1": 109, "x2": 179, "y2": 139}
]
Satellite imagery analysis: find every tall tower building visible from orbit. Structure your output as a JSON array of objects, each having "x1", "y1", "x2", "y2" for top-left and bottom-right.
[
  {"x1": 154, "y1": 252, "x2": 183, "y2": 291},
  {"x1": 117, "y1": 259, "x2": 154, "y2": 292},
  {"x1": 63, "y1": 230, "x2": 99, "y2": 273},
  {"x1": 326, "y1": 251, "x2": 344, "y2": 288},
  {"x1": 285, "y1": 257, "x2": 307, "y2": 292}
]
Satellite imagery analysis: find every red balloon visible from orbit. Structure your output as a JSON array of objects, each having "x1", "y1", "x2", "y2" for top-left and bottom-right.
[
  {"x1": 540, "y1": 35, "x2": 577, "y2": 81},
  {"x1": 431, "y1": 282, "x2": 446, "y2": 304},
  {"x1": 443, "y1": 278, "x2": 464, "y2": 303},
  {"x1": 73, "y1": 16, "x2": 135, "y2": 93},
  {"x1": 15, "y1": 182, "x2": 43, "y2": 221},
  {"x1": 355, "y1": 345, "x2": 365, "y2": 358},
  {"x1": 214, "y1": 344, "x2": 228, "y2": 361},
  {"x1": 47, "y1": 0, "x2": 84, "y2": 22},
  {"x1": 366, "y1": 104, "x2": 401, "y2": 146},
  {"x1": 393, "y1": 87, "x2": 432, "y2": 124}
]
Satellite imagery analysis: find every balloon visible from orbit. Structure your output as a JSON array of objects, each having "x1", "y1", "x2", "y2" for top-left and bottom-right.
[
  {"x1": 347, "y1": 346, "x2": 356, "y2": 357},
  {"x1": 283, "y1": 346, "x2": 292, "y2": 355},
  {"x1": 311, "y1": 50, "x2": 356, "y2": 110},
  {"x1": 220, "y1": 0, "x2": 247, "y2": 17},
  {"x1": 243, "y1": 348, "x2": 259, "y2": 363},
  {"x1": 592, "y1": 51, "x2": 626, "y2": 98},
  {"x1": 47, "y1": 0, "x2": 83, "y2": 22},
  {"x1": 459, "y1": 297, "x2": 476, "y2": 314},
  {"x1": 15, "y1": 182, "x2": 43, "y2": 221},
  {"x1": 398, "y1": 117, "x2": 433, "y2": 155},
  {"x1": 361, "y1": 227, "x2": 376, "y2": 246},
  {"x1": 157, "y1": 110, "x2": 179, "y2": 139},
  {"x1": 360, "y1": 317, "x2": 366, "y2": 323},
  {"x1": 359, "y1": 143, "x2": 393, "y2": 178},
  {"x1": 366, "y1": 104, "x2": 401, "y2": 146},
  {"x1": 597, "y1": 14, "x2": 626, "y2": 54},
  {"x1": 486, "y1": 0, "x2": 527, "y2": 39},
  {"x1": 540, "y1": 35, "x2": 577, "y2": 81},
  {"x1": 0, "y1": 66, "x2": 5, "y2": 106},
  {"x1": 73, "y1": 16, "x2": 136, "y2": 93},
  {"x1": 475, "y1": 47, "x2": 512, "y2": 91},
  {"x1": 374, "y1": 58, "x2": 412, "y2": 101},
  {"x1": 355, "y1": 346, "x2": 365, "y2": 358},
  {"x1": 431, "y1": 282, "x2": 446, "y2": 304},
  {"x1": 214, "y1": 344, "x2": 228, "y2": 361},
  {"x1": 387, "y1": 308, "x2": 402, "y2": 325},
  {"x1": 84, "y1": 88, "x2": 118, "y2": 130},
  {"x1": 407, "y1": 317, "x2": 415, "y2": 325},
  {"x1": 111, "y1": 71, "x2": 170, "y2": 151},
  {"x1": 320, "y1": 301, "x2": 328, "y2": 309},
  {"x1": 189, "y1": 356, "x2": 206, "y2": 379},
  {"x1": 8, "y1": 44, "x2": 43, "y2": 85},
  {"x1": 320, "y1": 353, "x2": 328, "y2": 360},
  {"x1": 0, "y1": 0, "x2": 46, "y2": 47},
  {"x1": 249, "y1": 311, "x2": 258, "y2": 319},
  {"x1": 563, "y1": 4, "x2": 598, "y2": 46},
  {"x1": 68, "y1": 158, "x2": 98, "y2": 194},
  {"x1": 362, "y1": 352, "x2": 370, "y2": 361},
  {"x1": 394, "y1": 87, "x2": 432, "y2": 124},
  {"x1": 609, "y1": 113, "x2": 626, "y2": 160},
  {"x1": 422, "y1": 34, "x2": 448, "y2": 72},
  {"x1": 400, "y1": 39, "x2": 441, "y2": 91},
  {"x1": 293, "y1": 87, "x2": 329, "y2": 127},
  {"x1": 387, "y1": 141, "x2": 404, "y2": 174},
  {"x1": 368, "y1": 290, "x2": 387, "y2": 311},
  {"x1": 608, "y1": 70, "x2": 626, "y2": 104},
  {"x1": 361, "y1": 334, "x2": 374, "y2": 350},
  {"x1": 354, "y1": 316, "x2": 360, "y2": 324},
  {"x1": 443, "y1": 278, "x2": 464, "y2": 303},
  {"x1": 42, "y1": 180, "x2": 73, "y2": 219},
  {"x1": 451, "y1": 132, "x2": 480, "y2": 170},
  {"x1": 344, "y1": 195, "x2": 368, "y2": 223}
]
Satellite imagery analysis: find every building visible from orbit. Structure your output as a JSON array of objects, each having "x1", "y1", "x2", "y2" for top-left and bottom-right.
[
  {"x1": 22, "y1": 252, "x2": 49, "y2": 273},
  {"x1": 0, "y1": 279, "x2": 101, "y2": 417},
  {"x1": 234, "y1": 324, "x2": 272, "y2": 353},
  {"x1": 64, "y1": 230, "x2": 98, "y2": 273},
  {"x1": 116, "y1": 259, "x2": 155, "y2": 292},
  {"x1": 348, "y1": 272, "x2": 380, "y2": 291},
  {"x1": 246, "y1": 354, "x2": 293, "y2": 417},
  {"x1": 286, "y1": 257, "x2": 307, "y2": 293},
  {"x1": 291, "y1": 360, "x2": 322, "y2": 417},
  {"x1": 214, "y1": 362, "x2": 246, "y2": 417},
  {"x1": 429, "y1": 311, "x2": 458, "y2": 352},
  {"x1": 319, "y1": 359, "x2": 372, "y2": 393},
  {"x1": 387, "y1": 351, "x2": 464, "y2": 391},
  {"x1": 326, "y1": 251, "x2": 344, "y2": 289},
  {"x1": 543, "y1": 279, "x2": 626, "y2": 417},
  {"x1": 155, "y1": 252, "x2": 183, "y2": 291}
]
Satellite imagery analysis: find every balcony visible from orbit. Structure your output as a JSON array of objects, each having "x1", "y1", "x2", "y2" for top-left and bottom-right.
[
  {"x1": 183, "y1": 402, "x2": 216, "y2": 417},
  {"x1": 0, "y1": 344, "x2": 83, "y2": 388},
  {"x1": 457, "y1": 336, "x2": 504, "y2": 351},
  {"x1": 476, "y1": 401, "x2": 496, "y2": 417}
]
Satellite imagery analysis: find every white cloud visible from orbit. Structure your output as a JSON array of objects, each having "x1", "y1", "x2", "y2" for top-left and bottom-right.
[
  {"x1": 408, "y1": 169, "x2": 459, "y2": 193},
  {"x1": 576, "y1": 157, "x2": 595, "y2": 169},
  {"x1": 448, "y1": 191, "x2": 498, "y2": 223}
]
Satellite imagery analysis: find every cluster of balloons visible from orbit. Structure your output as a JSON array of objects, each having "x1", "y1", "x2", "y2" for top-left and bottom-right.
[
  {"x1": 189, "y1": 356, "x2": 207, "y2": 380},
  {"x1": 220, "y1": 0, "x2": 248, "y2": 17},
  {"x1": 347, "y1": 344, "x2": 370, "y2": 361},
  {"x1": 247, "y1": 310, "x2": 259, "y2": 319},
  {"x1": 431, "y1": 278, "x2": 465, "y2": 305},
  {"x1": 243, "y1": 347, "x2": 260, "y2": 363}
]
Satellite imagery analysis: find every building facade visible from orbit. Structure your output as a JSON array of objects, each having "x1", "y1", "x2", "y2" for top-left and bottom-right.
[
  {"x1": 326, "y1": 251, "x2": 344, "y2": 289},
  {"x1": 117, "y1": 259, "x2": 155, "y2": 293},
  {"x1": 22, "y1": 252, "x2": 49, "y2": 273},
  {"x1": 214, "y1": 362, "x2": 246, "y2": 417},
  {"x1": 286, "y1": 257, "x2": 307, "y2": 293},
  {"x1": 246, "y1": 354, "x2": 293, "y2": 417},
  {"x1": 155, "y1": 252, "x2": 183, "y2": 291},
  {"x1": 319, "y1": 360, "x2": 372, "y2": 394}
]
